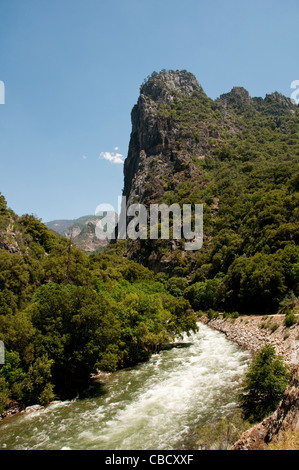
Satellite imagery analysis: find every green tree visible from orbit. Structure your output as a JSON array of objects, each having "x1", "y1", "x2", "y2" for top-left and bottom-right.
[
  {"x1": 223, "y1": 253, "x2": 286, "y2": 313},
  {"x1": 283, "y1": 309, "x2": 297, "y2": 327},
  {"x1": 167, "y1": 277, "x2": 189, "y2": 297},
  {"x1": 0, "y1": 193, "x2": 7, "y2": 214},
  {"x1": 22, "y1": 355, "x2": 55, "y2": 405},
  {"x1": 239, "y1": 345, "x2": 289, "y2": 423},
  {"x1": 0, "y1": 351, "x2": 26, "y2": 403},
  {"x1": 184, "y1": 275, "x2": 224, "y2": 311},
  {"x1": 28, "y1": 282, "x2": 124, "y2": 396},
  {"x1": 0, "y1": 289, "x2": 18, "y2": 316}
]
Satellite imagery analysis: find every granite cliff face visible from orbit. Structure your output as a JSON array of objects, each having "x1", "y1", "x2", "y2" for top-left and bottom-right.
[
  {"x1": 123, "y1": 70, "x2": 297, "y2": 209},
  {"x1": 123, "y1": 70, "x2": 233, "y2": 207}
]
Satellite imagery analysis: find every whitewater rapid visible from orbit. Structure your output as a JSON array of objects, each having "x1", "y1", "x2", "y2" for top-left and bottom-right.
[{"x1": 0, "y1": 323, "x2": 250, "y2": 450}]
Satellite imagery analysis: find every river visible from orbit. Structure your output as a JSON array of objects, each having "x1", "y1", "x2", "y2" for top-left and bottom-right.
[{"x1": 0, "y1": 323, "x2": 250, "y2": 450}]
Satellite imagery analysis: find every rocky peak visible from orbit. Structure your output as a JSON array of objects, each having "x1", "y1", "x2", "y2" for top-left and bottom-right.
[
  {"x1": 264, "y1": 91, "x2": 297, "y2": 113},
  {"x1": 217, "y1": 86, "x2": 252, "y2": 110},
  {"x1": 123, "y1": 70, "x2": 216, "y2": 207},
  {"x1": 122, "y1": 70, "x2": 297, "y2": 212},
  {"x1": 140, "y1": 69, "x2": 202, "y2": 103}
]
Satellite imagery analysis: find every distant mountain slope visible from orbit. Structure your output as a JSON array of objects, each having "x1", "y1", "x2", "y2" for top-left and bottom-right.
[{"x1": 47, "y1": 215, "x2": 111, "y2": 253}]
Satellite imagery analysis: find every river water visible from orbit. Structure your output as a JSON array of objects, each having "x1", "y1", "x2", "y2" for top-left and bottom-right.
[{"x1": 0, "y1": 323, "x2": 250, "y2": 450}]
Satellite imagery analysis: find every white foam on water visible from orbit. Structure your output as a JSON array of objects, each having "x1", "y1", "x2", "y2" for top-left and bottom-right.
[{"x1": 0, "y1": 323, "x2": 250, "y2": 450}]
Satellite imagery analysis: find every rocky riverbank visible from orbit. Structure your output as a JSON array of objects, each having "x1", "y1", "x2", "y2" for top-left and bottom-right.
[
  {"x1": 0, "y1": 402, "x2": 46, "y2": 420},
  {"x1": 199, "y1": 314, "x2": 299, "y2": 365},
  {"x1": 199, "y1": 313, "x2": 299, "y2": 450}
]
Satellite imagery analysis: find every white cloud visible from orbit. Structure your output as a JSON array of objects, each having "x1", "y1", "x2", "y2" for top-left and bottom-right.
[
  {"x1": 114, "y1": 146, "x2": 119, "y2": 151},
  {"x1": 99, "y1": 151, "x2": 125, "y2": 164},
  {"x1": 82, "y1": 155, "x2": 87, "y2": 159}
]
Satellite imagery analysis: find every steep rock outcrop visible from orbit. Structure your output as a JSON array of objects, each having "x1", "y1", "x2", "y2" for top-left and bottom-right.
[{"x1": 123, "y1": 70, "x2": 230, "y2": 207}]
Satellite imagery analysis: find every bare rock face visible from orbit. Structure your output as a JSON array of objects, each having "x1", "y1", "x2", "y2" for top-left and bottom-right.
[
  {"x1": 123, "y1": 70, "x2": 216, "y2": 207},
  {"x1": 0, "y1": 221, "x2": 23, "y2": 254}
]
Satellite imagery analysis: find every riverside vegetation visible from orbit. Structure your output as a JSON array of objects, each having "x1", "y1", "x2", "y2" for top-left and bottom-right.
[
  {"x1": 0, "y1": 194, "x2": 197, "y2": 410},
  {"x1": 0, "y1": 71, "x2": 298, "y2": 442}
]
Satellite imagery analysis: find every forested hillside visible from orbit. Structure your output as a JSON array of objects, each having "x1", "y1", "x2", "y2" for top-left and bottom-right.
[
  {"x1": 0, "y1": 193, "x2": 196, "y2": 410},
  {"x1": 118, "y1": 70, "x2": 299, "y2": 316}
]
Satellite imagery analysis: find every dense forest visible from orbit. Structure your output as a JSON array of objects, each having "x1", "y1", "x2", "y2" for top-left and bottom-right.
[{"x1": 167, "y1": 97, "x2": 299, "y2": 315}]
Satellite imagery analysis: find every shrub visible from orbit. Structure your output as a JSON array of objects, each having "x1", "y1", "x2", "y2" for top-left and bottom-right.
[
  {"x1": 207, "y1": 309, "x2": 219, "y2": 320},
  {"x1": 270, "y1": 323, "x2": 280, "y2": 333},
  {"x1": 239, "y1": 345, "x2": 289, "y2": 423},
  {"x1": 196, "y1": 411, "x2": 251, "y2": 450},
  {"x1": 223, "y1": 311, "x2": 239, "y2": 319},
  {"x1": 284, "y1": 310, "x2": 297, "y2": 328}
]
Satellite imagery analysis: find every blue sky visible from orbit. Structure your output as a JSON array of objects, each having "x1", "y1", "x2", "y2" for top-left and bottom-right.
[{"x1": 0, "y1": 0, "x2": 298, "y2": 222}]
